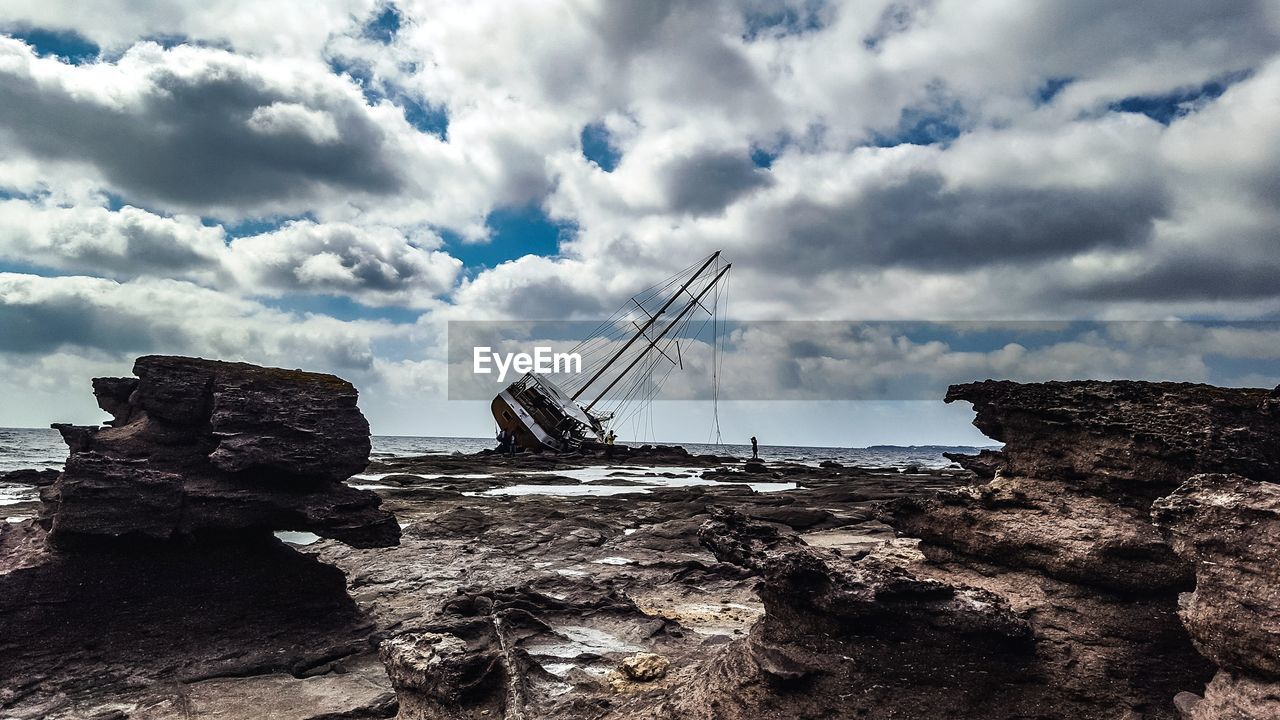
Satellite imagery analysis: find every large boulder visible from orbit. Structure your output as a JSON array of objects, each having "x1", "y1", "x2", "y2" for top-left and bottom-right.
[
  {"x1": 1153, "y1": 474, "x2": 1280, "y2": 677},
  {"x1": 1, "y1": 356, "x2": 402, "y2": 717},
  {"x1": 0, "y1": 521, "x2": 377, "y2": 716},
  {"x1": 944, "y1": 380, "x2": 1280, "y2": 500},
  {"x1": 1153, "y1": 474, "x2": 1280, "y2": 718},
  {"x1": 43, "y1": 355, "x2": 398, "y2": 548},
  {"x1": 866, "y1": 380, "x2": 1278, "y2": 718},
  {"x1": 887, "y1": 476, "x2": 1190, "y2": 593}
]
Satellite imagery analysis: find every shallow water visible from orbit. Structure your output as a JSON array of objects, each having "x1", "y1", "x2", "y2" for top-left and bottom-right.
[
  {"x1": 0, "y1": 428, "x2": 68, "y2": 473},
  {"x1": 2, "y1": 428, "x2": 990, "y2": 475},
  {"x1": 0, "y1": 484, "x2": 36, "y2": 506},
  {"x1": 0, "y1": 429, "x2": 976, "y2": 509},
  {"x1": 370, "y1": 435, "x2": 991, "y2": 469}
]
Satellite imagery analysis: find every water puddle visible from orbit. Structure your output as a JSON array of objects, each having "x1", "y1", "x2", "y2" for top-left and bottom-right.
[
  {"x1": 526, "y1": 466, "x2": 705, "y2": 484},
  {"x1": 351, "y1": 472, "x2": 494, "y2": 483},
  {"x1": 524, "y1": 625, "x2": 643, "y2": 661},
  {"x1": 0, "y1": 484, "x2": 36, "y2": 506},
  {"x1": 274, "y1": 530, "x2": 321, "y2": 545},
  {"x1": 483, "y1": 484, "x2": 652, "y2": 497}
]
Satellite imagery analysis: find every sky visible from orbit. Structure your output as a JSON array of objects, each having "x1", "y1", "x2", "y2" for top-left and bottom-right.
[{"x1": 0, "y1": 1, "x2": 1278, "y2": 446}]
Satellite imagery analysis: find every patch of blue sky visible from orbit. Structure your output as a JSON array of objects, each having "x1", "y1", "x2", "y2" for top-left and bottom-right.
[
  {"x1": 743, "y1": 2, "x2": 827, "y2": 41},
  {"x1": 0, "y1": 259, "x2": 76, "y2": 278},
  {"x1": 1, "y1": 27, "x2": 99, "y2": 63},
  {"x1": 259, "y1": 295, "x2": 423, "y2": 324},
  {"x1": 871, "y1": 105, "x2": 965, "y2": 148},
  {"x1": 750, "y1": 145, "x2": 779, "y2": 169},
  {"x1": 363, "y1": 4, "x2": 402, "y2": 45},
  {"x1": 328, "y1": 56, "x2": 380, "y2": 104},
  {"x1": 1108, "y1": 70, "x2": 1252, "y2": 125},
  {"x1": 580, "y1": 123, "x2": 620, "y2": 172},
  {"x1": 400, "y1": 96, "x2": 449, "y2": 140},
  {"x1": 210, "y1": 214, "x2": 316, "y2": 239},
  {"x1": 0, "y1": 187, "x2": 48, "y2": 202},
  {"x1": 1035, "y1": 77, "x2": 1073, "y2": 106},
  {"x1": 328, "y1": 55, "x2": 448, "y2": 139},
  {"x1": 443, "y1": 205, "x2": 570, "y2": 272}
]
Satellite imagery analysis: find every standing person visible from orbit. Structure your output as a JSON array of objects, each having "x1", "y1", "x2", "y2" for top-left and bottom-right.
[{"x1": 750, "y1": 436, "x2": 758, "y2": 460}]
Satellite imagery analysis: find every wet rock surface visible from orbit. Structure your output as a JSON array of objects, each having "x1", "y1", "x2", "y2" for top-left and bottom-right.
[
  {"x1": 7, "y1": 373, "x2": 1279, "y2": 719},
  {"x1": 318, "y1": 452, "x2": 968, "y2": 720},
  {"x1": 852, "y1": 379, "x2": 1280, "y2": 720},
  {"x1": 1, "y1": 356, "x2": 400, "y2": 719},
  {"x1": 4, "y1": 406, "x2": 969, "y2": 719}
]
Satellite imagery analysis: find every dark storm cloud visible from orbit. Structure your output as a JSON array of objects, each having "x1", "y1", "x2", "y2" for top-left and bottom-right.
[
  {"x1": 500, "y1": 280, "x2": 609, "y2": 320},
  {"x1": 756, "y1": 170, "x2": 1168, "y2": 273},
  {"x1": 0, "y1": 290, "x2": 169, "y2": 353},
  {"x1": 590, "y1": 0, "x2": 691, "y2": 58},
  {"x1": 0, "y1": 276, "x2": 382, "y2": 371},
  {"x1": 1066, "y1": 252, "x2": 1280, "y2": 303},
  {"x1": 588, "y1": 1, "x2": 769, "y2": 112},
  {"x1": 0, "y1": 46, "x2": 404, "y2": 213},
  {"x1": 663, "y1": 150, "x2": 775, "y2": 216}
]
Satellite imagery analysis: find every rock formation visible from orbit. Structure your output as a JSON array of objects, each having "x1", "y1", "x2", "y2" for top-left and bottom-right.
[
  {"x1": 44, "y1": 355, "x2": 399, "y2": 548},
  {"x1": 649, "y1": 380, "x2": 1280, "y2": 719},
  {"x1": 942, "y1": 380, "x2": 1280, "y2": 500},
  {"x1": 885, "y1": 381, "x2": 1280, "y2": 717},
  {"x1": 665, "y1": 517, "x2": 1041, "y2": 718},
  {"x1": 1154, "y1": 474, "x2": 1280, "y2": 719},
  {"x1": 0, "y1": 356, "x2": 400, "y2": 718}
]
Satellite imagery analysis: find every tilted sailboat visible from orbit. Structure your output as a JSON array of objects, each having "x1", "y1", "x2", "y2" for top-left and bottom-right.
[{"x1": 491, "y1": 251, "x2": 731, "y2": 452}]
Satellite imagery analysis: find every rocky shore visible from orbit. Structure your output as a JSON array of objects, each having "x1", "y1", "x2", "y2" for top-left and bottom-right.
[{"x1": 3, "y1": 359, "x2": 1278, "y2": 719}]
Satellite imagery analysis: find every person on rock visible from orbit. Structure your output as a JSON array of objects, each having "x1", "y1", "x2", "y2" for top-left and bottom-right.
[{"x1": 751, "y1": 436, "x2": 759, "y2": 460}]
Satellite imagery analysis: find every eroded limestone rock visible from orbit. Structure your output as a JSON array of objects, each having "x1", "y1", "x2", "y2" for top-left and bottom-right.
[{"x1": 45, "y1": 355, "x2": 399, "y2": 548}]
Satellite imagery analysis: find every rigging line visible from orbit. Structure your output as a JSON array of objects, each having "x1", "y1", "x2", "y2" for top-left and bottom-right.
[
  {"x1": 572, "y1": 252, "x2": 722, "y2": 402},
  {"x1": 610, "y1": 351, "x2": 664, "y2": 422},
  {"x1": 610, "y1": 351, "x2": 668, "y2": 429},
  {"x1": 560, "y1": 253, "x2": 717, "y2": 386},
  {"x1": 709, "y1": 267, "x2": 729, "y2": 445},
  {"x1": 613, "y1": 306, "x2": 709, "y2": 430},
  {"x1": 618, "y1": 354, "x2": 663, "y2": 436},
  {"x1": 709, "y1": 274, "x2": 720, "y2": 445},
  {"x1": 607, "y1": 279, "x2": 720, "y2": 427},
  {"x1": 562, "y1": 259, "x2": 699, "y2": 361},
  {"x1": 585, "y1": 261, "x2": 731, "y2": 410}
]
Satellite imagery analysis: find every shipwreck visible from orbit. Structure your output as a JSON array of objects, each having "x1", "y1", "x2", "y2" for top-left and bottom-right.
[{"x1": 492, "y1": 251, "x2": 731, "y2": 452}]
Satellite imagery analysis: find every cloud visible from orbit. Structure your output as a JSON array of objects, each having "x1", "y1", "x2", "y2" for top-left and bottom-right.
[
  {"x1": 752, "y1": 167, "x2": 1167, "y2": 272},
  {"x1": 227, "y1": 220, "x2": 460, "y2": 304},
  {"x1": 0, "y1": 201, "x2": 226, "y2": 281},
  {"x1": 0, "y1": 39, "x2": 406, "y2": 216},
  {"x1": 662, "y1": 150, "x2": 774, "y2": 216},
  {"x1": 1, "y1": 0, "x2": 1279, "y2": 442},
  {"x1": 0, "y1": 273, "x2": 393, "y2": 369},
  {"x1": 0, "y1": 0, "x2": 379, "y2": 58},
  {"x1": 0, "y1": 201, "x2": 460, "y2": 305}
]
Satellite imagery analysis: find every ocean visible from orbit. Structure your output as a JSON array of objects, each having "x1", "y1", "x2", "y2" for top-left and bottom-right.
[{"x1": 2, "y1": 427, "x2": 993, "y2": 475}]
